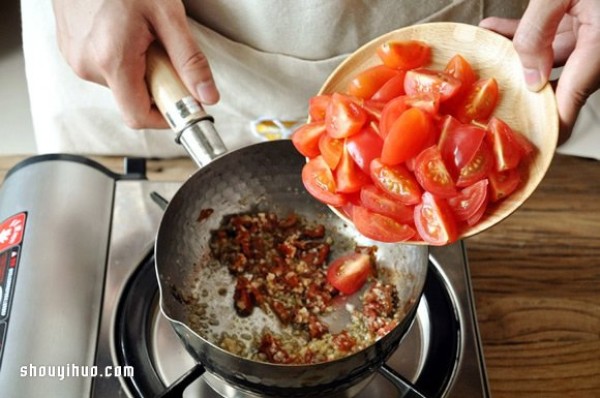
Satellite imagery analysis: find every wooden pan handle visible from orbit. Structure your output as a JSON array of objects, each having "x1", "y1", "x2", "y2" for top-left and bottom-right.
[{"x1": 145, "y1": 43, "x2": 226, "y2": 167}]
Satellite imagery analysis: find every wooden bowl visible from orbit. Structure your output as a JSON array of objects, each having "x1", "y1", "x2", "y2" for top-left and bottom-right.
[{"x1": 318, "y1": 22, "x2": 559, "y2": 244}]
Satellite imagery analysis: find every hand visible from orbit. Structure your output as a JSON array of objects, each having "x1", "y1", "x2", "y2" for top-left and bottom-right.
[
  {"x1": 52, "y1": 0, "x2": 219, "y2": 129},
  {"x1": 480, "y1": 0, "x2": 600, "y2": 143}
]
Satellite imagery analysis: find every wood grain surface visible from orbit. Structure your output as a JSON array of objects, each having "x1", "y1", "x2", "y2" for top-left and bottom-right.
[{"x1": 1, "y1": 152, "x2": 598, "y2": 397}]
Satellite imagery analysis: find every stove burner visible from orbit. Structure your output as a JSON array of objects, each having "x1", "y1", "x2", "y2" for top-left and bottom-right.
[{"x1": 114, "y1": 251, "x2": 459, "y2": 398}]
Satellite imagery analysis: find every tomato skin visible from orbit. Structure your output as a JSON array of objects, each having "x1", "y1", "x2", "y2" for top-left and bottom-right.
[
  {"x1": 404, "y1": 69, "x2": 463, "y2": 102},
  {"x1": 335, "y1": 144, "x2": 371, "y2": 193},
  {"x1": 455, "y1": 78, "x2": 499, "y2": 123},
  {"x1": 486, "y1": 117, "x2": 523, "y2": 172},
  {"x1": 488, "y1": 168, "x2": 521, "y2": 202},
  {"x1": 377, "y1": 40, "x2": 431, "y2": 70},
  {"x1": 371, "y1": 72, "x2": 406, "y2": 102},
  {"x1": 381, "y1": 107, "x2": 434, "y2": 166},
  {"x1": 291, "y1": 121, "x2": 326, "y2": 158},
  {"x1": 359, "y1": 185, "x2": 414, "y2": 223},
  {"x1": 379, "y1": 96, "x2": 410, "y2": 139},
  {"x1": 309, "y1": 95, "x2": 332, "y2": 122},
  {"x1": 438, "y1": 118, "x2": 487, "y2": 178},
  {"x1": 301, "y1": 156, "x2": 348, "y2": 207},
  {"x1": 456, "y1": 139, "x2": 494, "y2": 187},
  {"x1": 326, "y1": 93, "x2": 368, "y2": 138},
  {"x1": 444, "y1": 54, "x2": 477, "y2": 89},
  {"x1": 414, "y1": 146, "x2": 457, "y2": 198},
  {"x1": 414, "y1": 192, "x2": 458, "y2": 246},
  {"x1": 353, "y1": 206, "x2": 416, "y2": 243},
  {"x1": 347, "y1": 65, "x2": 402, "y2": 99},
  {"x1": 447, "y1": 179, "x2": 489, "y2": 222},
  {"x1": 318, "y1": 133, "x2": 344, "y2": 169},
  {"x1": 345, "y1": 123, "x2": 384, "y2": 174},
  {"x1": 327, "y1": 252, "x2": 373, "y2": 295},
  {"x1": 370, "y1": 158, "x2": 422, "y2": 205}
]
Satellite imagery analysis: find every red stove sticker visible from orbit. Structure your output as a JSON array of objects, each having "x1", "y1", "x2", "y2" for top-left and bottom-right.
[{"x1": 0, "y1": 213, "x2": 26, "y2": 253}]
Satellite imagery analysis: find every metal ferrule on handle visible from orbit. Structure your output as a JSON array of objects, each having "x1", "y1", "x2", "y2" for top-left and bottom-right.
[{"x1": 146, "y1": 43, "x2": 227, "y2": 167}]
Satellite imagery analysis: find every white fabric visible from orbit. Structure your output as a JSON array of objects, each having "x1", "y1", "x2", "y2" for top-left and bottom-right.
[{"x1": 21, "y1": 0, "x2": 541, "y2": 158}]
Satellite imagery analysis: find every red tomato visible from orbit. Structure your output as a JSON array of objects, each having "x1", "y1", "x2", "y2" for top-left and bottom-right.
[
  {"x1": 414, "y1": 146, "x2": 457, "y2": 198},
  {"x1": 438, "y1": 118, "x2": 487, "y2": 178},
  {"x1": 414, "y1": 192, "x2": 458, "y2": 245},
  {"x1": 381, "y1": 107, "x2": 434, "y2": 166},
  {"x1": 488, "y1": 168, "x2": 521, "y2": 202},
  {"x1": 444, "y1": 54, "x2": 477, "y2": 89},
  {"x1": 353, "y1": 206, "x2": 416, "y2": 243},
  {"x1": 347, "y1": 65, "x2": 402, "y2": 99},
  {"x1": 325, "y1": 93, "x2": 368, "y2": 138},
  {"x1": 377, "y1": 40, "x2": 431, "y2": 70},
  {"x1": 404, "y1": 92, "x2": 441, "y2": 115},
  {"x1": 371, "y1": 72, "x2": 406, "y2": 102},
  {"x1": 447, "y1": 179, "x2": 489, "y2": 222},
  {"x1": 346, "y1": 123, "x2": 384, "y2": 173},
  {"x1": 326, "y1": 252, "x2": 373, "y2": 295},
  {"x1": 318, "y1": 134, "x2": 343, "y2": 169},
  {"x1": 379, "y1": 96, "x2": 410, "y2": 139},
  {"x1": 359, "y1": 185, "x2": 414, "y2": 223},
  {"x1": 301, "y1": 156, "x2": 348, "y2": 207},
  {"x1": 335, "y1": 144, "x2": 370, "y2": 193},
  {"x1": 370, "y1": 158, "x2": 422, "y2": 205},
  {"x1": 404, "y1": 69, "x2": 462, "y2": 102},
  {"x1": 291, "y1": 121, "x2": 326, "y2": 158},
  {"x1": 455, "y1": 78, "x2": 499, "y2": 123},
  {"x1": 456, "y1": 139, "x2": 494, "y2": 187},
  {"x1": 309, "y1": 95, "x2": 331, "y2": 122},
  {"x1": 486, "y1": 117, "x2": 523, "y2": 171},
  {"x1": 360, "y1": 99, "x2": 386, "y2": 123}
]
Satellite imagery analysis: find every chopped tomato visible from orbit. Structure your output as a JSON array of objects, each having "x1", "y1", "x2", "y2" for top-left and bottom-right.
[
  {"x1": 381, "y1": 107, "x2": 434, "y2": 166},
  {"x1": 488, "y1": 168, "x2": 521, "y2": 202},
  {"x1": 444, "y1": 54, "x2": 477, "y2": 89},
  {"x1": 414, "y1": 146, "x2": 457, "y2": 198},
  {"x1": 346, "y1": 123, "x2": 384, "y2": 173},
  {"x1": 335, "y1": 144, "x2": 370, "y2": 193},
  {"x1": 486, "y1": 117, "x2": 523, "y2": 171},
  {"x1": 404, "y1": 92, "x2": 441, "y2": 115},
  {"x1": 404, "y1": 69, "x2": 462, "y2": 102},
  {"x1": 414, "y1": 192, "x2": 458, "y2": 246},
  {"x1": 447, "y1": 179, "x2": 489, "y2": 222},
  {"x1": 291, "y1": 121, "x2": 326, "y2": 158},
  {"x1": 347, "y1": 65, "x2": 402, "y2": 99},
  {"x1": 309, "y1": 95, "x2": 331, "y2": 122},
  {"x1": 379, "y1": 96, "x2": 410, "y2": 139},
  {"x1": 438, "y1": 118, "x2": 487, "y2": 178},
  {"x1": 325, "y1": 93, "x2": 367, "y2": 138},
  {"x1": 301, "y1": 156, "x2": 348, "y2": 207},
  {"x1": 359, "y1": 184, "x2": 414, "y2": 223},
  {"x1": 377, "y1": 40, "x2": 431, "y2": 70},
  {"x1": 318, "y1": 133, "x2": 343, "y2": 169},
  {"x1": 353, "y1": 206, "x2": 416, "y2": 243},
  {"x1": 456, "y1": 140, "x2": 494, "y2": 187},
  {"x1": 455, "y1": 78, "x2": 499, "y2": 123},
  {"x1": 326, "y1": 252, "x2": 373, "y2": 295},
  {"x1": 370, "y1": 158, "x2": 422, "y2": 205},
  {"x1": 360, "y1": 99, "x2": 386, "y2": 123},
  {"x1": 371, "y1": 72, "x2": 406, "y2": 102}
]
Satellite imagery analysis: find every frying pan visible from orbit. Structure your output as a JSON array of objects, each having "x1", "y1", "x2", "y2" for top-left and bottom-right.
[{"x1": 147, "y1": 44, "x2": 430, "y2": 396}]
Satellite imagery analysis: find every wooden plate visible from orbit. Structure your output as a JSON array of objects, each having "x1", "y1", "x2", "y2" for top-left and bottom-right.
[{"x1": 318, "y1": 22, "x2": 559, "y2": 244}]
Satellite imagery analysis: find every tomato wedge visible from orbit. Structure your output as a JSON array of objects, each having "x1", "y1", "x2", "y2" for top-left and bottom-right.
[
  {"x1": 335, "y1": 144, "x2": 370, "y2": 193},
  {"x1": 347, "y1": 65, "x2": 401, "y2": 99},
  {"x1": 486, "y1": 117, "x2": 523, "y2": 171},
  {"x1": 370, "y1": 158, "x2": 422, "y2": 205},
  {"x1": 379, "y1": 96, "x2": 409, "y2": 139},
  {"x1": 438, "y1": 118, "x2": 487, "y2": 178},
  {"x1": 325, "y1": 93, "x2": 367, "y2": 138},
  {"x1": 371, "y1": 72, "x2": 406, "y2": 102},
  {"x1": 291, "y1": 121, "x2": 326, "y2": 158},
  {"x1": 488, "y1": 168, "x2": 521, "y2": 202},
  {"x1": 381, "y1": 107, "x2": 434, "y2": 166},
  {"x1": 326, "y1": 252, "x2": 373, "y2": 295},
  {"x1": 444, "y1": 54, "x2": 477, "y2": 89},
  {"x1": 414, "y1": 192, "x2": 458, "y2": 246},
  {"x1": 456, "y1": 139, "x2": 494, "y2": 187},
  {"x1": 377, "y1": 40, "x2": 431, "y2": 70},
  {"x1": 345, "y1": 123, "x2": 384, "y2": 173},
  {"x1": 359, "y1": 185, "x2": 414, "y2": 223},
  {"x1": 455, "y1": 78, "x2": 499, "y2": 123},
  {"x1": 414, "y1": 146, "x2": 457, "y2": 198},
  {"x1": 308, "y1": 95, "x2": 331, "y2": 122},
  {"x1": 404, "y1": 69, "x2": 462, "y2": 102},
  {"x1": 447, "y1": 179, "x2": 489, "y2": 222},
  {"x1": 301, "y1": 156, "x2": 348, "y2": 207},
  {"x1": 353, "y1": 206, "x2": 416, "y2": 243},
  {"x1": 318, "y1": 134, "x2": 343, "y2": 169}
]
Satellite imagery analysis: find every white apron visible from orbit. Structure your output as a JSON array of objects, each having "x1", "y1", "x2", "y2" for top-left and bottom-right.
[{"x1": 20, "y1": 0, "x2": 528, "y2": 157}]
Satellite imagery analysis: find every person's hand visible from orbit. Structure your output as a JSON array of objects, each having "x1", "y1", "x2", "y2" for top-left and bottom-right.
[
  {"x1": 480, "y1": 0, "x2": 600, "y2": 143},
  {"x1": 52, "y1": 0, "x2": 219, "y2": 129}
]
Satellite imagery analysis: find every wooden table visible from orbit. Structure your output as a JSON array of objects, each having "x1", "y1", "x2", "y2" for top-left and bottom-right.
[{"x1": 1, "y1": 152, "x2": 599, "y2": 397}]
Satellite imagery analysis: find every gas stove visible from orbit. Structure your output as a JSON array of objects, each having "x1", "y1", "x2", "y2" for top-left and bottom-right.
[{"x1": 0, "y1": 155, "x2": 490, "y2": 397}]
